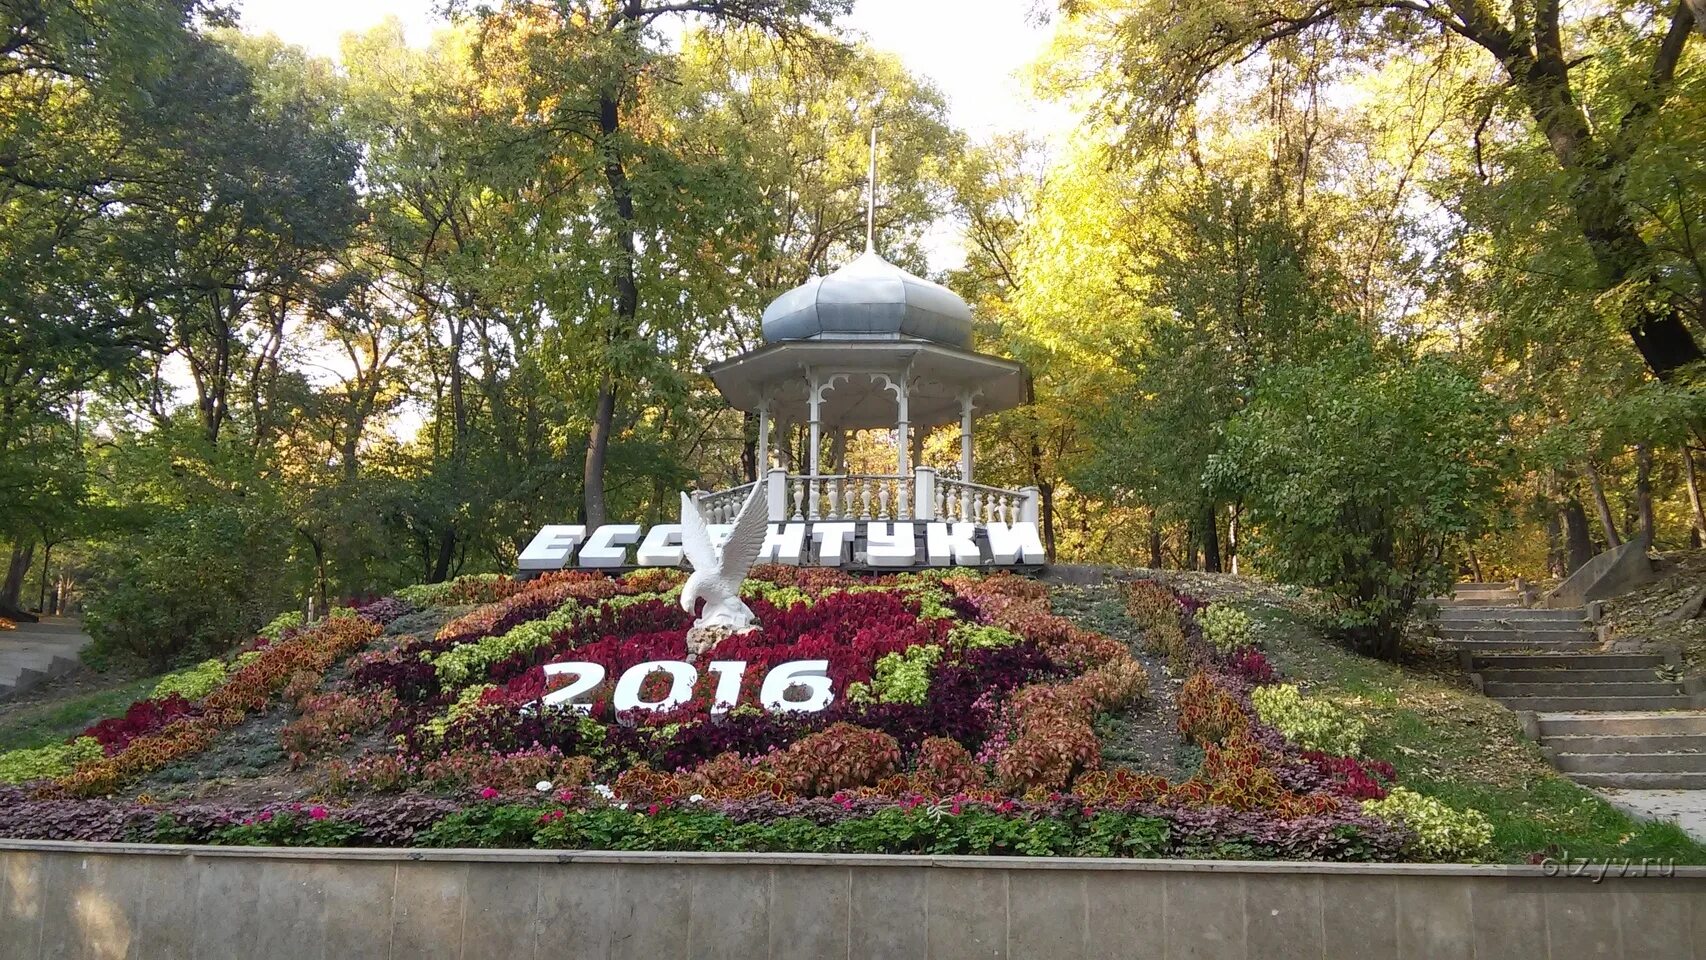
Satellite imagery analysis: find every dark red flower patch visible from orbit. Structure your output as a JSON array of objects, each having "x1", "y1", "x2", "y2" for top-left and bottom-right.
[{"x1": 83, "y1": 694, "x2": 197, "y2": 755}]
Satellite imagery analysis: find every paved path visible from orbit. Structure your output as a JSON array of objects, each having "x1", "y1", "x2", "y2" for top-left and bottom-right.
[{"x1": 0, "y1": 616, "x2": 90, "y2": 700}]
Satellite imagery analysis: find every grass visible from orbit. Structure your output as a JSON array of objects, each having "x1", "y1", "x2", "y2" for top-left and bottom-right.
[
  {"x1": 1248, "y1": 603, "x2": 1706, "y2": 865},
  {"x1": 0, "y1": 673, "x2": 163, "y2": 752}
]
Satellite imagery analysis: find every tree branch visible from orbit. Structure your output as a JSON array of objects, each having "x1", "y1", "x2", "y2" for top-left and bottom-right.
[{"x1": 1614, "y1": 1, "x2": 1696, "y2": 158}]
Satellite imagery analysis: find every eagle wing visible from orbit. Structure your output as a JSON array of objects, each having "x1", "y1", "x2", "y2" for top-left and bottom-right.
[
  {"x1": 717, "y1": 483, "x2": 771, "y2": 580},
  {"x1": 679, "y1": 492, "x2": 718, "y2": 574}
]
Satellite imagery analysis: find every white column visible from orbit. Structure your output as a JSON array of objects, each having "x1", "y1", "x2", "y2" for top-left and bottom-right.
[
  {"x1": 807, "y1": 371, "x2": 823, "y2": 477},
  {"x1": 959, "y1": 391, "x2": 976, "y2": 484},
  {"x1": 895, "y1": 380, "x2": 910, "y2": 476},
  {"x1": 914, "y1": 466, "x2": 937, "y2": 521},
  {"x1": 766, "y1": 467, "x2": 788, "y2": 522}
]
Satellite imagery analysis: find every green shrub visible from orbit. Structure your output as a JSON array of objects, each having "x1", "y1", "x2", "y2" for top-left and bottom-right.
[
  {"x1": 81, "y1": 490, "x2": 297, "y2": 669},
  {"x1": 150, "y1": 659, "x2": 229, "y2": 701},
  {"x1": 1209, "y1": 343, "x2": 1505, "y2": 660},
  {"x1": 1249, "y1": 683, "x2": 1364, "y2": 755},
  {"x1": 1199, "y1": 603, "x2": 1253, "y2": 652},
  {"x1": 1362, "y1": 788, "x2": 1493, "y2": 861},
  {"x1": 0, "y1": 737, "x2": 103, "y2": 784}
]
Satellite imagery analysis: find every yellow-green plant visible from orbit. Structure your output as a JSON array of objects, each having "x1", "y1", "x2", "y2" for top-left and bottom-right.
[
  {"x1": 1249, "y1": 683, "x2": 1364, "y2": 755},
  {"x1": 0, "y1": 737, "x2": 103, "y2": 784},
  {"x1": 420, "y1": 685, "x2": 497, "y2": 740},
  {"x1": 150, "y1": 658, "x2": 228, "y2": 701},
  {"x1": 1362, "y1": 788, "x2": 1493, "y2": 861},
  {"x1": 847, "y1": 645, "x2": 942, "y2": 705},
  {"x1": 947, "y1": 623, "x2": 1023, "y2": 650},
  {"x1": 258, "y1": 610, "x2": 304, "y2": 641},
  {"x1": 1200, "y1": 602, "x2": 1254, "y2": 652}
]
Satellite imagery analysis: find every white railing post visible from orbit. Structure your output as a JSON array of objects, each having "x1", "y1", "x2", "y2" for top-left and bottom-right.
[
  {"x1": 766, "y1": 468, "x2": 788, "y2": 522},
  {"x1": 1020, "y1": 486, "x2": 1040, "y2": 523},
  {"x1": 914, "y1": 466, "x2": 936, "y2": 521}
]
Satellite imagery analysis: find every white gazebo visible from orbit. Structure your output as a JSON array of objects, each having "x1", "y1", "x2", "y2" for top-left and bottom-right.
[{"x1": 700, "y1": 235, "x2": 1036, "y2": 526}]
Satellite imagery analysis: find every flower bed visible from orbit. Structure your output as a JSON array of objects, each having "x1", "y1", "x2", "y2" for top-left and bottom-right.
[{"x1": 0, "y1": 569, "x2": 1492, "y2": 861}]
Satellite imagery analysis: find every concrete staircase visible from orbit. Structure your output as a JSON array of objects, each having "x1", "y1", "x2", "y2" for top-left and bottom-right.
[
  {"x1": 1429, "y1": 581, "x2": 1597, "y2": 653},
  {"x1": 1527, "y1": 707, "x2": 1706, "y2": 790},
  {"x1": 1470, "y1": 652, "x2": 1706, "y2": 789},
  {"x1": 1435, "y1": 584, "x2": 1706, "y2": 830},
  {"x1": 0, "y1": 617, "x2": 91, "y2": 700},
  {"x1": 1471, "y1": 652, "x2": 1694, "y2": 713}
]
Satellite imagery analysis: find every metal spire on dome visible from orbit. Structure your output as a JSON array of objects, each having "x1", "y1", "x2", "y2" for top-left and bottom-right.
[{"x1": 865, "y1": 125, "x2": 878, "y2": 254}]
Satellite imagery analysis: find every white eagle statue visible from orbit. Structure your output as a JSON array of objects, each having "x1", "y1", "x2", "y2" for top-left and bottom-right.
[{"x1": 679, "y1": 483, "x2": 770, "y2": 650}]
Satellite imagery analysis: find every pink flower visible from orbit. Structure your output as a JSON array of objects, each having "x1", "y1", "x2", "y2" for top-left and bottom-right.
[
  {"x1": 258, "y1": 811, "x2": 274, "y2": 823},
  {"x1": 307, "y1": 806, "x2": 328, "y2": 821},
  {"x1": 479, "y1": 787, "x2": 500, "y2": 800}
]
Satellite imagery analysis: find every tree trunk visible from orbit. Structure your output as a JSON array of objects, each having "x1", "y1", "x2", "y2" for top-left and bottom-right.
[
  {"x1": 1201, "y1": 505, "x2": 1222, "y2": 573},
  {"x1": 1226, "y1": 502, "x2": 1240, "y2": 575},
  {"x1": 1634, "y1": 444, "x2": 1655, "y2": 545},
  {"x1": 777, "y1": 422, "x2": 795, "y2": 470},
  {"x1": 1583, "y1": 459, "x2": 1622, "y2": 549},
  {"x1": 1684, "y1": 444, "x2": 1706, "y2": 545},
  {"x1": 1498, "y1": 27, "x2": 1706, "y2": 400},
  {"x1": 35, "y1": 541, "x2": 51, "y2": 615},
  {"x1": 1039, "y1": 481, "x2": 1057, "y2": 563},
  {"x1": 741, "y1": 410, "x2": 757, "y2": 483},
  {"x1": 2, "y1": 540, "x2": 34, "y2": 618},
  {"x1": 308, "y1": 534, "x2": 329, "y2": 620},
  {"x1": 1147, "y1": 513, "x2": 1163, "y2": 569},
  {"x1": 584, "y1": 377, "x2": 616, "y2": 529},
  {"x1": 586, "y1": 90, "x2": 641, "y2": 530},
  {"x1": 430, "y1": 527, "x2": 456, "y2": 584},
  {"x1": 1546, "y1": 509, "x2": 1565, "y2": 579},
  {"x1": 1563, "y1": 499, "x2": 1596, "y2": 574}
]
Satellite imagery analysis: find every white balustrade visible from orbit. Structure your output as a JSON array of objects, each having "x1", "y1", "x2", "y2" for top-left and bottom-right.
[{"x1": 704, "y1": 472, "x2": 1033, "y2": 526}]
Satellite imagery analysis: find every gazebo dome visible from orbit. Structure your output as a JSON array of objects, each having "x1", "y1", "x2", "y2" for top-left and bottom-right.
[{"x1": 761, "y1": 249, "x2": 975, "y2": 349}]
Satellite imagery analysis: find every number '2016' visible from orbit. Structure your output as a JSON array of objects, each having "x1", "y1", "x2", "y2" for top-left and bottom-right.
[{"x1": 538, "y1": 659, "x2": 833, "y2": 714}]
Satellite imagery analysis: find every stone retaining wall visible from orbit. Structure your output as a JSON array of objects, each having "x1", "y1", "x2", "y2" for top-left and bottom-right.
[{"x1": 2, "y1": 840, "x2": 1702, "y2": 959}]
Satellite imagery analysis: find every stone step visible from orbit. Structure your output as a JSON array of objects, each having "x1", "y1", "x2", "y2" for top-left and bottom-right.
[
  {"x1": 1566, "y1": 772, "x2": 1706, "y2": 790},
  {"x1": 1451, "y1": 581, "x2": 1518, "y2": 593},
  {"x1": 1541, "y1": 733, "x2": 1706, "y2": 754},
  {"x1": 1434, "y1": 606, "x2": 1585, "y2": 623},
  {"x1": 1534, "y1": 712, "x2": 1706, "y2": 737},
  {"x1": 1436, "y1": 626, "x2": 1596, "y2": 642},
  {"x1": 1497, "y1": 695, "x2": 1694, "y2": 711},
  {"x1": 1485, "y1": 681, "x2": 1685, "y2": 699},
  {"x1": 1437, "y1": 594, "x2": 1522, "y2": 607},
  {"x1": 1550, "y1": 751, "x2": 1706, "y2": 774},
  {"x1": 1472, "y1": 653, "x2": 1668, "y2": 670},
  {"x1": 1477, "y1": 668, "x2": 1673, "y2": 684},
  {"x1": 1447, "y1": 638, "x2": 1599, "y2": 653},
  {"x1": 0, "y1": 624, "x2": 87, "y2": 700}
]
